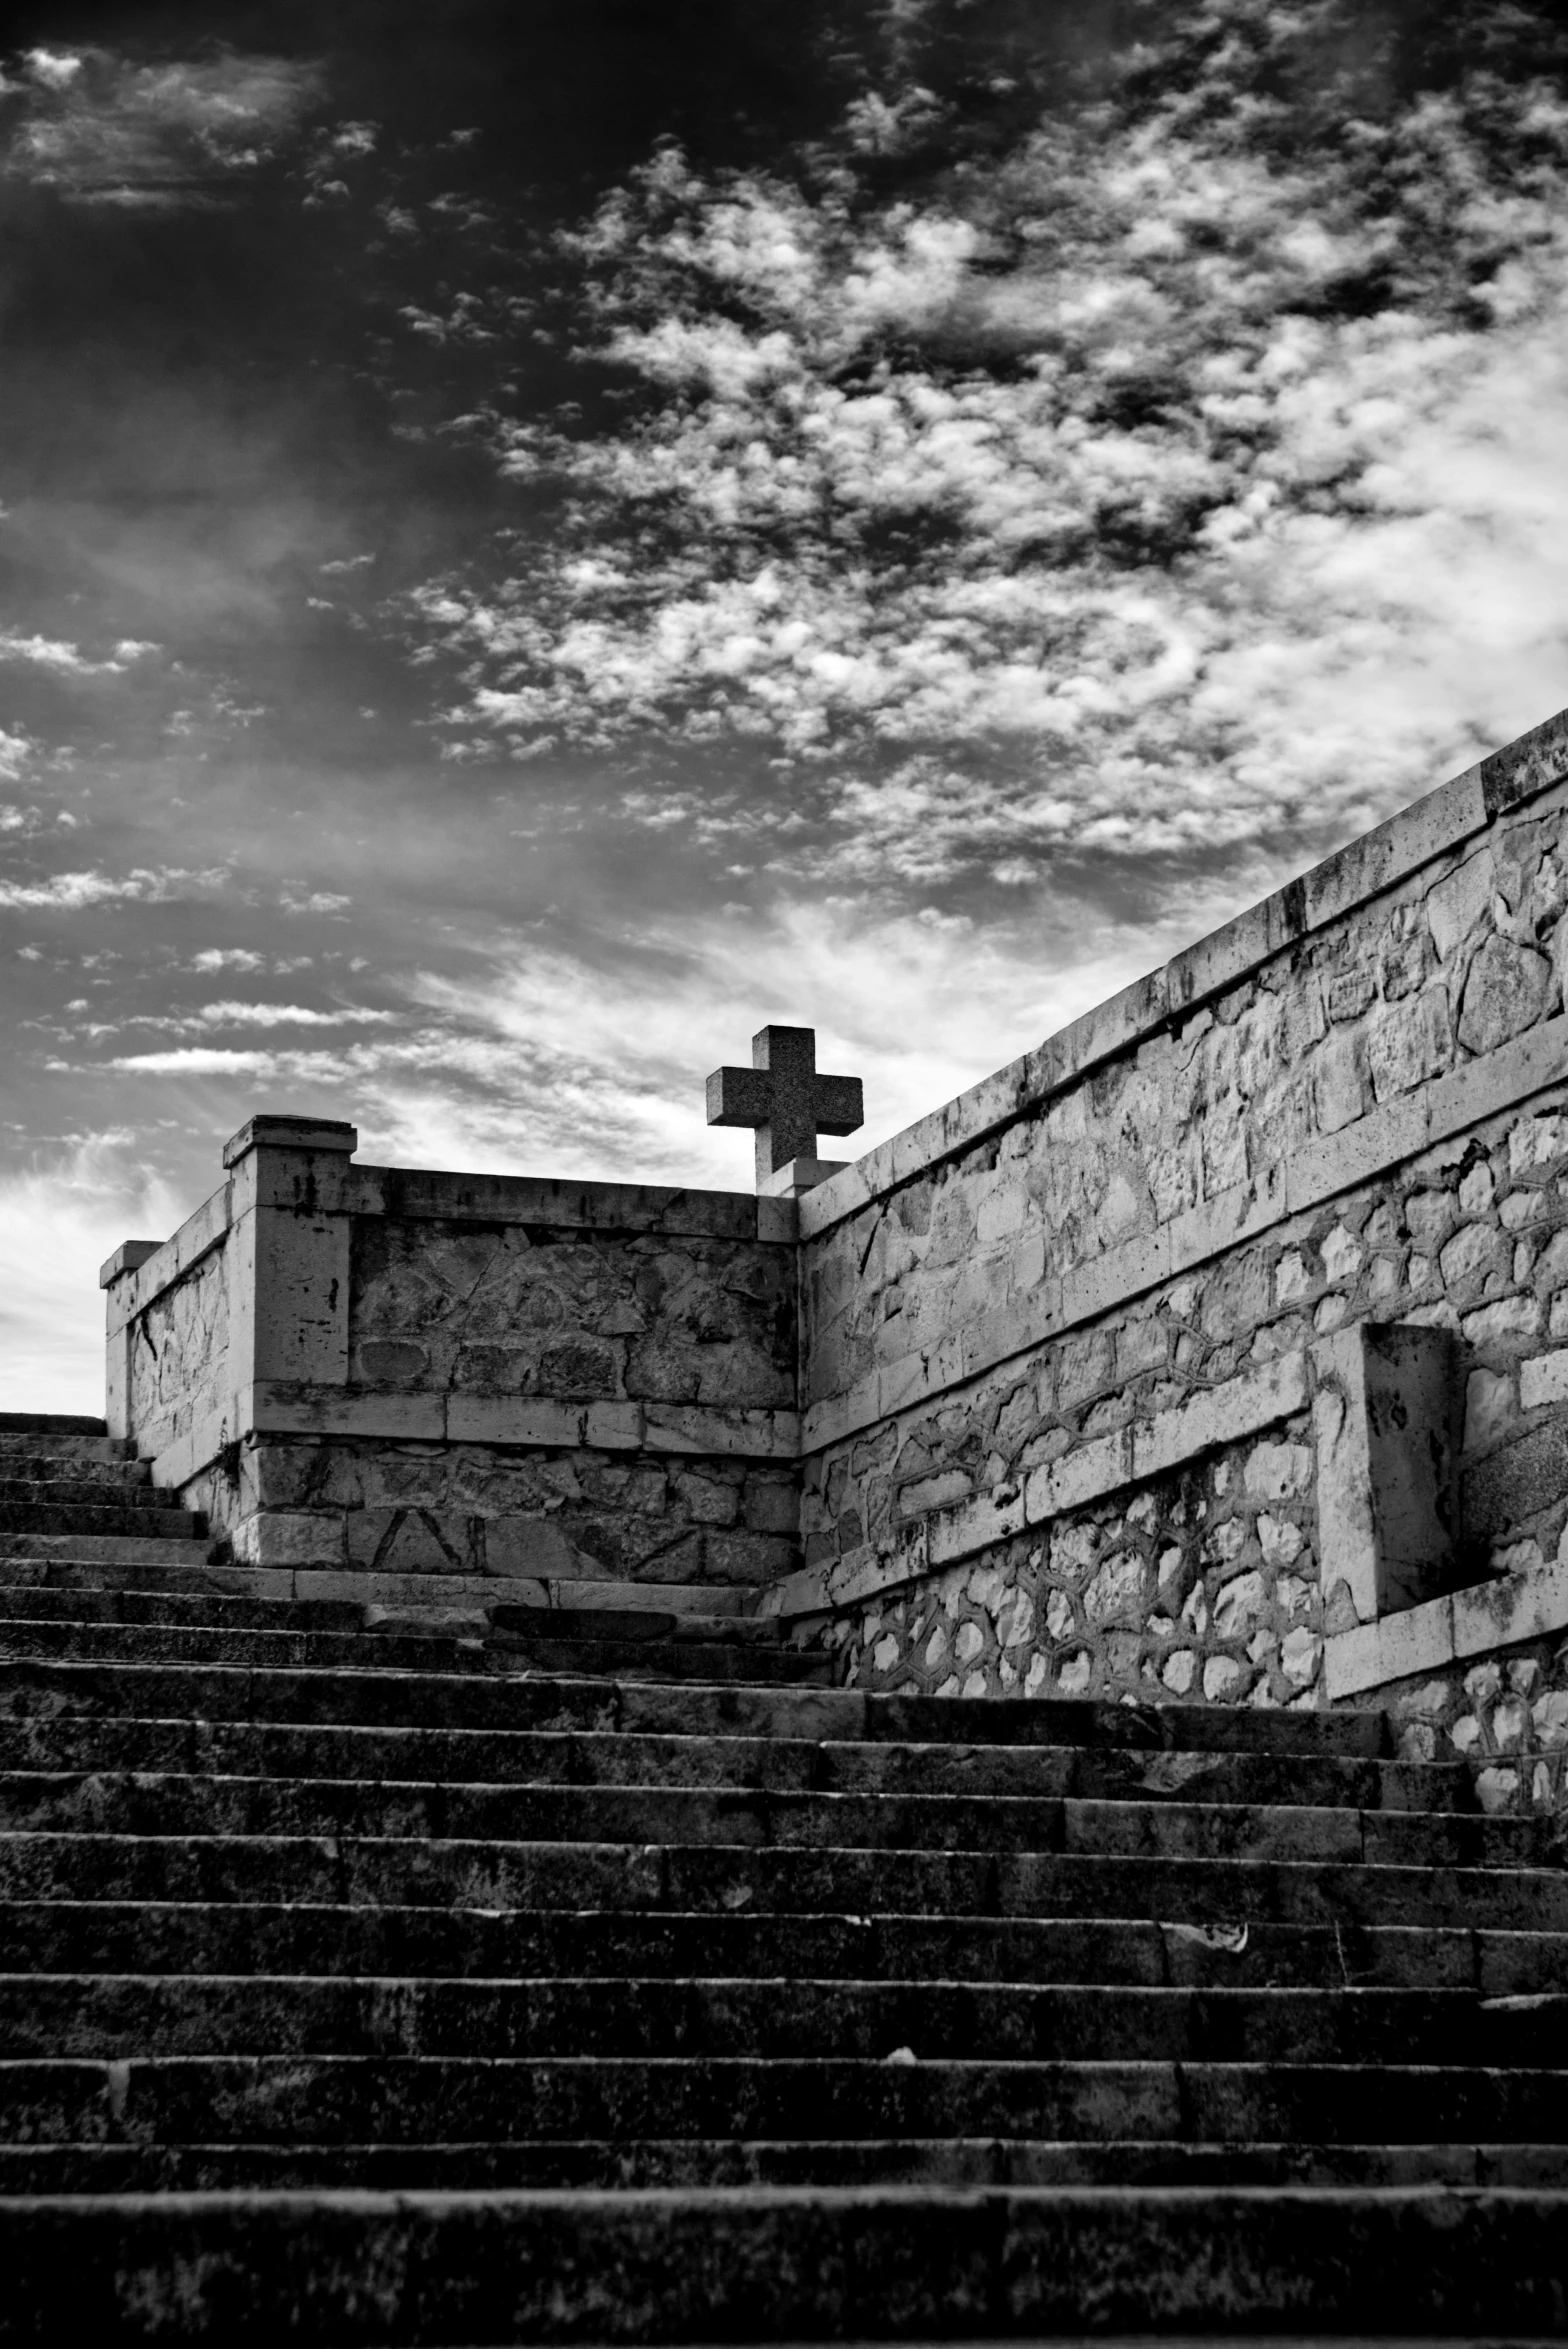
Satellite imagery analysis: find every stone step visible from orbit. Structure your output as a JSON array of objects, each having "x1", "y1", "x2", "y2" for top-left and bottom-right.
[
  {"x1": 0, "y1": 1437, "x2": 130, "y2": 1466},
  {"x1": 3, "y1": 2136, "x2": 1565, "y2": 2194},
  {"x1": 0, "y1": 1414, "x2": 108, "y2": 1436},
  {"x1": 4, "y1": 1834, "x2": 1565, "y2": 1930},
  {"x1": 0, "y1": 1658, "x2": 1396, "y2": 1755},
  {"x1": 5, "y1": 2053, "x2": 1567, "y2": 2147},
  {"x1": 0, "y1": 1588, "x2": 788, "y2": 1646},
  {"x1": 0, "y1": 1561, "x2": 763, "y2": 1621},
  {"x1": 0, "y1": 1716, "x2": 1471, "y2": 1812},
  {"x1": 0, "y1": 1501, "x2": 206, "y2": 1538},
  {"x1": 11, "y1": 1905, "x2": 1555, "y2": 1993},
  {"x1": 0, "y1": 1619, "x2": 832, "y2": 1682},
  {"x1": 0, "y1": 1460, "x2": 151, "y2": 1493},
  {"x1": 0, "y1": 1533, "x2": 212, "y2": 1565},
  {"x1": 0, "y1": 1904, "x2": 1508, "y2": 1999},
  {"x1": 0, "y1": 1480, "x2": 170, "y2": 1515},
  {"x1": 6, "y1": 2183, "x2": 1567, "y2": 2342},
  {"x1": 4, "y1": 1973, "x2": 1564, "y2": 2066},
  {"x1": 0, "y1": 1773, "x2": 1541, "y2": 1868}
]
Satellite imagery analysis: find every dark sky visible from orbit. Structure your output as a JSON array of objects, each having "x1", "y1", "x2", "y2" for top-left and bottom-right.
[{"x1": 3, "y1": 0, "x2": 1568, "y2": 1402}]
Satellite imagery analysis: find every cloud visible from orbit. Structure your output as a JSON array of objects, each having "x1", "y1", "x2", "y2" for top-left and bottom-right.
[
  {"x1": 0, "y1": 1133, "x2": 184, "y2": 1411},
  {"x1": 279, "y1": 888, "x2": 352, "y2": 915},
  {"x1": 0, "y1": 866, "x2": 228, "y2": 911},
  {"x1": 122, "y1": 1001, "x2": 400, "y2": 1034},
  {"x1": 0, "y1": 45, "x2": 323, "y2": 206},
  {"x1": 0, "y1": 629, "x2": 155, "y2": 676},
  {"x1": 409, "y1": 5, "x2": 1568, "y2": 895}
]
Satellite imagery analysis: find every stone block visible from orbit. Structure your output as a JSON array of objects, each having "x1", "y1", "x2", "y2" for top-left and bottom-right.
[
  {"x1": 1521, "y1": 1349, "x2": 1568, "y2": 1410},
  {"x1": 1323, "y1": 1594, "x2": 1455, "y2": 1700},
  {"x1": 1457, "y1": 936, "x2": 1552, "y2": 1058},
  {"x1": 1313, "y1": 1321, "x2": 1460, "y2": 1622}
]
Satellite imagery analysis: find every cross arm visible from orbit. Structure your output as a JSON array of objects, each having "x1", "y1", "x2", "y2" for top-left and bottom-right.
[
  {"x1": 706, "y1": 1065, "x2": 774, "y2": 1129},
  {"x1": 813, "y1": 1073, "x2": 864, "y2": 1137}
]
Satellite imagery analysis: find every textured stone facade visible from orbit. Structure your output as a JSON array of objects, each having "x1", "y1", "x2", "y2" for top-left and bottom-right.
[{"x1": 809, "y1": 1416, "x2": 1321, "y2": 1711}]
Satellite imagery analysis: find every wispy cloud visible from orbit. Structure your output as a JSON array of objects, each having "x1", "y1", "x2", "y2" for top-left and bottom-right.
[
  {"x1": 0, "y1": 866, "x2": 228, "y2": 911},
  {"x1": 0, "y1": 44, "x2": 324, "y2": 206},
  {"x1": 0, "y1": 1133, "x2": 184, "y2": 1409}
]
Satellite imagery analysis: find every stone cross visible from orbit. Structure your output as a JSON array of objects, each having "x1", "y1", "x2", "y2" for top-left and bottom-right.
[{"x1": 706, "y1": 1025, "x2": 864, "y2": 1196}]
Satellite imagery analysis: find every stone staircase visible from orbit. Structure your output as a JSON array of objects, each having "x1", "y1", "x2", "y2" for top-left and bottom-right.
[{"x1": 0, "y1": 1413, "x2": 1566, "y2": 2340}]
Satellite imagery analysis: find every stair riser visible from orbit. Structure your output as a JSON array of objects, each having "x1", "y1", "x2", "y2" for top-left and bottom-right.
[
  {"x1": 0, "y1": 1476, "x2": 153, "y2": 1504},
  {"x1": 0, "y1": 1719, "x2": 1467, "y2": 1811},
  {"x1": 0, "y1": 1624, "x2": 830, "y2": 1682},
  {"x1": 3, "y1": 2057, "x2": 1564, "y2": 2146},
  {"x1": 4, "y1": 1838, "x2": 1566, "y2": 1929},
  {"x1": 0, "y1": 1591, "x2": 787, "y2": 1645},
  {"x1": 0, "y1": 1660, "x2": 1399, "y2": 1753},
  {"x1": 0, "y1": 1775, "x2": 1543, "y2": 1867},
  {"x1": 11, "y1": 1904, "x2": 1541, "y2": 1992},
  {"x1": 5, "y1": 2138, "x2": 1565, "y2": 2193},
  {"x1": 0, "y1": 1508, "x2": 200, "y2": 1538},
  {"x1": 7, "y1": 2186, "x2": 1568, "y2": 2343},
  {"x1": 0, "y1": 1978, "x2": 1557, "y2": 2066}
]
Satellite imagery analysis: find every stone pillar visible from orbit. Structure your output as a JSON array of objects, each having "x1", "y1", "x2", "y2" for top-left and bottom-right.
[
  {"x1": 221, "y1": 1115, "x2": 358, "y2": 1399},
  {"x1": 99, "y1": 1240, "x2": 164, "y2": 1441}
]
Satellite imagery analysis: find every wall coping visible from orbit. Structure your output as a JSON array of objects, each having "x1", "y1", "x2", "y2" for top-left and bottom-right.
[
  {"x1": 1325, "y1": 1557, "x2": 1568, "y2": 1699},
  {"x1": 800, "y1": 703, "x2": 1568, "y2": 1241}
]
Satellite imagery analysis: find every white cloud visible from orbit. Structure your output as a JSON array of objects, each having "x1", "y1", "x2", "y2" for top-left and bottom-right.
[
  {"x1": 0, "y1": 866, "x2": 228, "y2": 911},
  {"x1": 411, "y1": 11, "x2": 1568, "y2": 891},
  {"x1": 279, "y1": 888, "x2": 352, "y2": 915},
  {"x1": 2, "y1": 46, "x2": 323, "y2": 206},
  {"x1": 189, "y1": 948, "x2": 265, "y2": 972},
  {"x1": 0, "y1": 1135, "x2": 184, "y2": 1413},
  {"x1": 0, "y1": 629, "x2": 154, "y2": 676},
  {"x1": 125, "y1": 1001, "x2": 399, "y2": 1034}
]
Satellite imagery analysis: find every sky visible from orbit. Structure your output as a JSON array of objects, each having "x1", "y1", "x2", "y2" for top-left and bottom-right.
[{"x1": 3, "y1": 0, "x2": 1568, "y2": 1410}]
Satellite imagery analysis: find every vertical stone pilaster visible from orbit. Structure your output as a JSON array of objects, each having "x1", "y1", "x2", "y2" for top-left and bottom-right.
[
  {"x1": 98, "y1": 1240, "x2": 163, "y2": 1441},
  {"x1": 221, "y1": 1115, "x2": 358, "y2": 1395},
  {"x1": 1313, "y1": 1321, "x2": 1460, "y2": 1625}
]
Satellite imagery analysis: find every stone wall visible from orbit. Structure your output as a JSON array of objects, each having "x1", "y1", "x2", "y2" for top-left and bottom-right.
[
  {"x1": 774, "y1": 706, "x2": 1568, "y2": 1809},
  {"x1": 105, "y1": 1127, "x2": 800, "y2": 1596}
]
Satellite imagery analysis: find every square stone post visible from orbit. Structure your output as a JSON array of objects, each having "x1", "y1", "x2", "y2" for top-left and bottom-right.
[{"x1": 221, "y1": 1115, "x2": 359, "y2": 1399}]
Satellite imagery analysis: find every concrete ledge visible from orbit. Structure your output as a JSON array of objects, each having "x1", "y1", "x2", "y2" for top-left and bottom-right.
[
  {"x1": 802, "y1": 1016, "x2": 1568, "y2": 1457},
  {"x1": 1324, "y1": 1557, "x2": 1568, "y2": 1698},
  {"x1": 801, "y1": 704, "x2": 1568, "y2": 1241},
  {"x1": 768, "y1": 1353, "x2": 1305, "y2": 1620}
]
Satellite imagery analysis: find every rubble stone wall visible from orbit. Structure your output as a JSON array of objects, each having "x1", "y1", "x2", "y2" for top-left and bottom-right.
[{"x1": 783, "y1": 711, "x2": 1568, "y2": 1789}]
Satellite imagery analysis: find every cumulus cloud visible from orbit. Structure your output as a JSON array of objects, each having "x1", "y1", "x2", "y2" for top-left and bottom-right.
[
  {"x1": 410, "y1": 1, "x2": 1568, "y2": 894},
  {"x1": 0, "y1": 629, "x2": 156, "y2": 675},
  {"x1": 0, "y1": 44, "x2": 323, "y2": 206}
]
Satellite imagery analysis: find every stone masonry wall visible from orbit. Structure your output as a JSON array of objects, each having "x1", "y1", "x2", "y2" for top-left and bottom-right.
[
  {"x1": 127, "y1": 1239, "x2": 229, "y2": 1444},
  {"x1": 348, "y1": 1208, "x2": 793, "y2": 1413},
  {"x1": 181, "y1": 1432, "x2": 799, "y2": 1592},
  {"x1": 785, "y1": 714, "x2": 1568, "y2": 1796},
  {"x1": 112, "y1": 1151, "x2": 801, "y2": 1590},
  {"x1": 815, "y1": 1415, "x2": 1321, "y2": 1711}
]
